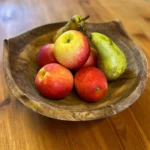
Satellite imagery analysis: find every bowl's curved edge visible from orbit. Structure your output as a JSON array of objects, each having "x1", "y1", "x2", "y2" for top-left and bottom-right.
[
  {"x1": 3, "y1": 21, "x2": 148, "y2": 121},
  {"x1": 108, "y1": 20, "x2": 148, "y2": 113}
]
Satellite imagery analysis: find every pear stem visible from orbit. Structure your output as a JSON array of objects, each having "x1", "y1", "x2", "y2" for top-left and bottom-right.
[{"x1": 80, "y1": 15, "x2": 90, "y2": 21}]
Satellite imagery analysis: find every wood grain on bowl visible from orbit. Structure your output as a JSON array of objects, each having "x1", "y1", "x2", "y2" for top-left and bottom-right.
[{"x1": 3, "y1": 21, "x2": 148, "y2": 121}]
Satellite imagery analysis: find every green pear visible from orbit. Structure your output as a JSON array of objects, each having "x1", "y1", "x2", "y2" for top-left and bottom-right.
[
  {"x1": 53, "y1": 15, "x2": 89, "y2": 42},
  {"x1": 90, "y1": 32, "x2": 127, "y2": 81}
]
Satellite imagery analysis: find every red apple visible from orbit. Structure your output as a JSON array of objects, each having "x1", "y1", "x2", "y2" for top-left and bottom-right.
[
  {"x1": 54, "y1": 30, "x2": 90, "y2": 69},
  {"x1": 35, "y1": 63, "x2": 74, "y2": 99},
  {"x1": 75, "y1": 67, "x2": 108, "y2": 102},
  {"x1": 83, "y1": 47, "x2": 97, "y2": 67},
  {"x1": 37, "y1": 44, "x2": 57, "y2": 68}
]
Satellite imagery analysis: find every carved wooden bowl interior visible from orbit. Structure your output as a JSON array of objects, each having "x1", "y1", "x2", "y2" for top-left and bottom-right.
[{"x1": 3, "y1": 21, "x2": 148, "y2": 121}]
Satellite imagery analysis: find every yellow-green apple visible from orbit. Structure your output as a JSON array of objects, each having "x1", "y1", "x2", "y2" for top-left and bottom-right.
[
  {"x1": 54, "y1": 30, "x2": 90, "y2": 69},
  {"x1": 75, "y1": 67, "x2": 108, "y2": 102},
  {"x1": 83, "y1": 47, "x2": 97, "y2": 67},
  {"x1": 37, "y1": 44, "x2": 57, "y2": 68},
  {"x1": 35, "y1": 63, "x2": 74, "y2": 99}
]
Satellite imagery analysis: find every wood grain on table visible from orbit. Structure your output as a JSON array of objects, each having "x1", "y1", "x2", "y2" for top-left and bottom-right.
[{"x1": 0, "y1": 0, "x2": 150, "y2": 149}]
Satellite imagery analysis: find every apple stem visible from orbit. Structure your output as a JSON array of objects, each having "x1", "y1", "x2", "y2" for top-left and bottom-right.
[{"x1": 80, "y1": 15, "x2": 90, "y2": 21}]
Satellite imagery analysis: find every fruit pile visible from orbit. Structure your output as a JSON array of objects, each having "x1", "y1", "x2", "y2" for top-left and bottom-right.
[{"x1": 35, "y1": 15, "x2": 127, "y2": 102}]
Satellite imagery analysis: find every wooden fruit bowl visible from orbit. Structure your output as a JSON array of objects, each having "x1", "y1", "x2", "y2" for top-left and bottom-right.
[{"x1": 3, "y1": 21, "x2": 148, "y2": 121}]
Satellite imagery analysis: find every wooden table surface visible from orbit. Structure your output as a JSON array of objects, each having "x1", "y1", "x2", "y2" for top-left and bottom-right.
[{"x1": 0, "y1": 0, "x2": 150, "y2": 149}]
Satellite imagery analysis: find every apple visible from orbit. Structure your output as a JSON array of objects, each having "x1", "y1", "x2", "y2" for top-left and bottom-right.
[
  {"x1": 54, "y1": 30, "x2": 90, "y2": 69},
  {"x1": 35, "y1": 63, "x2": 74, "y2": 99},
  {"x1": 75, "y1": 67, "x2": 108, "y2": 102},
  {"x1": 83, "y1": 47, "x2": 97, "y2": 67},
  {"x1": 37, "y1": 44, "x2": 57, "y2": 68}
]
